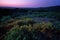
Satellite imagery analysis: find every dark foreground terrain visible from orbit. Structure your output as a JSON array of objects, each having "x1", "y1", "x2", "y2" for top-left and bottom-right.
[{"x1": 0, "y1": 6, "x2": 60, "y2": 40}]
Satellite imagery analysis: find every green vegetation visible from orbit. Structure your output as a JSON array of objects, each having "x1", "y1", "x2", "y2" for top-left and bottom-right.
[
  {"x1": 4, "y1": 16, "x2": 60, "y2": 40},
  {"x1": 0, "y1": 11, "x2": 60, "y2": 40}
]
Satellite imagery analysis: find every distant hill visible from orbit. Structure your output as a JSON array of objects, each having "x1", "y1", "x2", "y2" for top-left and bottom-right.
[
  {"x1": 0, "y1": 6, "x2": 60, "y2": 11},
  {"x1": 0, "y1": 6, "x2": 60, "y2": 16},
  {"x1": 40, "y1": 6, "x2": 60, "y2": 12}
]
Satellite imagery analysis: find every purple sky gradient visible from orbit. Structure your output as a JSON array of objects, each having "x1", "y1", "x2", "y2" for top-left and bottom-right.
[{"x1": 0, "y1": 0, "x2": 60, "y2": 8}]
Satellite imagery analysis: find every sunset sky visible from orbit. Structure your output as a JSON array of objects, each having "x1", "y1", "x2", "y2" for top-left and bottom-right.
[{"x1": 0, "y1": 0, "x2": 60, "y2": 8}]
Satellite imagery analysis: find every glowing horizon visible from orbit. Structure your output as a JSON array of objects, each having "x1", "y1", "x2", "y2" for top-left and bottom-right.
[{"x1": 0, "y1": 0, "x2": 60, "y2": 8}]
